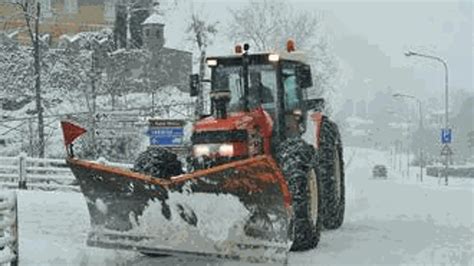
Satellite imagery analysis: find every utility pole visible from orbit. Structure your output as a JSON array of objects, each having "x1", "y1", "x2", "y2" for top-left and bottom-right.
[{"x1": 89, "y1": 43, "x2": 101, "y2": 158}]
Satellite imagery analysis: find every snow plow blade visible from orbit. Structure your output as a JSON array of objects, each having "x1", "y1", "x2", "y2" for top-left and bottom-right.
[{"x1": 67, "y1": 155, "x2": 293, "y2": 264}]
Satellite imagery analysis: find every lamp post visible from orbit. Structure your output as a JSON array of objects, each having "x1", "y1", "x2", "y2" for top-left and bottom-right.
[
  {"x1": 389, "y1": 98, "x2": 411, "y2": 178},
  {"x1": 393, "y1": 93, "x2": 424, "y2": 182},
  {"x1": 405, "y1": 51, "x2": 449, "y2": 185}
]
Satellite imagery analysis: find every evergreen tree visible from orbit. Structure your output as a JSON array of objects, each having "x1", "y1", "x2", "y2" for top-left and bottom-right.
[
  {"x1": 129, "y1": 1, "x2": 150, "y2": 48},
  {"x1": 114, "y1": 4, "x2": 128, "y2": 49}
]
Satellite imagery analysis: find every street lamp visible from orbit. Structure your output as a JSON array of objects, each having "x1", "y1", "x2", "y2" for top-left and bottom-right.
[
  {"x1": 392, "y1": 94, "x2": 412, "y2": 178},
  {"x1": 393, "y1": 93, "x2": 424, "y2": 182},
  {"x1": 405, "y1": 50, "x2": 449, "y2": 185}
]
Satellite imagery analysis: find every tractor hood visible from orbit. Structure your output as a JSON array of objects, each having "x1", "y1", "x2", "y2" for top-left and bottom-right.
[
  {"x1": 193, "y1": 108, "x2": 273, "y2": 138},
  {"x1": 194, "y1": 112, "x2": 253, "y2": 132}
]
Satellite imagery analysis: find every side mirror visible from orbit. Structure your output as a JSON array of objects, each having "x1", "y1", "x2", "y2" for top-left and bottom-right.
[
  {"x1": 189, "y1": 74, "x2": 200, "y2": 97},
  {"x1": 305, "y1": 98, "x2": 325, "y2": 112},
  {"x1": 296, "y1": 64, "x2": 313, "y2": 88}
]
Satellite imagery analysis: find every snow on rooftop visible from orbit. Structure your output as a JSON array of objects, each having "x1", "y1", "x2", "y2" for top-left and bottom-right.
[{"x1": 142, "y1": 13, "x2": 165, "y2": 25}]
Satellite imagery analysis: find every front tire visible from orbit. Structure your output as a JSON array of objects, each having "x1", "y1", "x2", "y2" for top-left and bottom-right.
[
  {"x1": 132, "y1": 146, "x2": 183, "y2": 179},
  {"x1": 277, "y1": 138, "x2": 322, "y2": 251}
]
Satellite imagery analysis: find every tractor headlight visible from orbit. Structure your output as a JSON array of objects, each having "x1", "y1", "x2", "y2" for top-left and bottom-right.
[
  {"x1": 193, "y1": 143, "x2": 239, "y2": 157},
  {"x1": 268, "y1": 54, "x2": 280, "y2": 62},
  {"x1": 206, "y1": 59, "x2": 218, "y2": 66},
  {"x1": 193, "y1": 144, "x2": 211, "y2": 157},
  {"x1": 218, "y1": 144, "x2": 234, "y2": 157}
]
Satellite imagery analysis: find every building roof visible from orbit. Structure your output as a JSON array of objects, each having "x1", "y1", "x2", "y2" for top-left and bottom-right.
[{"x1": 142, "y1": 13, "x2": 165, "y2": 25}]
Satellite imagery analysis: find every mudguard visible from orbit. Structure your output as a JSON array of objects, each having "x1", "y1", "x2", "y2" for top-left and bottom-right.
[{"x1": 67, "y1": 155, "x2": 293, "y2": 264}]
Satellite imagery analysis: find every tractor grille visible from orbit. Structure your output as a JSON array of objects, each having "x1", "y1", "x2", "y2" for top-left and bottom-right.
[{"x1": 191, "y1": 130, "x2": 248, "y2": 144}]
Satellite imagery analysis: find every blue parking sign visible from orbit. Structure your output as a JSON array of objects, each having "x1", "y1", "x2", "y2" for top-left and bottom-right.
[{"x1": 441, "y1": 128, "x2": 452, "y2": 144}]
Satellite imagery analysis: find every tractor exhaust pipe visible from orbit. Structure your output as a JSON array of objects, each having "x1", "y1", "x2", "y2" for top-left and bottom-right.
[{"x1": 242, "y1": 43, "x2": 250, "y2": 112}]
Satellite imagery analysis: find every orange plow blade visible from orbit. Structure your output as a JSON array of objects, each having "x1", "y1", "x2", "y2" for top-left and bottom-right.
[{"x1": 67, "y1": 156, "x2": 293, "y2": 264}]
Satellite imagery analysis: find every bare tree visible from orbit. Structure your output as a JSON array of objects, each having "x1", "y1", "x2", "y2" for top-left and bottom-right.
[
  {"x1": 228, "y1": 0, "x2": 340, "y2": 112},
  {"x1": 12, "y1": 0, "x2": 45, "y2": 157},
  {"x1": 186, "y1": 7, "x2": 218, "y2": 117}
]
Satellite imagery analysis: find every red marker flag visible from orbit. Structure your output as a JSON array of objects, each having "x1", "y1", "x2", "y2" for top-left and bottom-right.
[{"x1": 60, "y1": 121, "x2": 87, "y2": 146}]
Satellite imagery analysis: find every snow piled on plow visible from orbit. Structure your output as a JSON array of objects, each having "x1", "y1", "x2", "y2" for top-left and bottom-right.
[
  {"x1": 88, "y1": 191, "x2": 289, "y2": 264},
  {"x1": 137, "y1": 193, "x2": 249, "y2": 243}
]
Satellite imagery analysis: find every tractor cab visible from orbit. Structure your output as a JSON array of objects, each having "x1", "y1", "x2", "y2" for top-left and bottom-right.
[{"x1": 191, "y1": 43, "x2": 315, "y2": 136}]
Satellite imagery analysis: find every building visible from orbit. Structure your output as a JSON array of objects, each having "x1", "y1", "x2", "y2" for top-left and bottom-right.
[
  {"x1": 104, "y1": 11, "x2": 191, "y2": 92},
  {"x1": 1, "y1": 1, "x2": 191, "y2": 93},
  {"x1": 0, "y1": 0, "x2": 123, "y2": 44}
]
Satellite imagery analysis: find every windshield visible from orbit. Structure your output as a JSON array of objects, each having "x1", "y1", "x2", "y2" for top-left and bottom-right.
[{"x1": 212, "y1": 64, "x2": 277, "y2": 112}]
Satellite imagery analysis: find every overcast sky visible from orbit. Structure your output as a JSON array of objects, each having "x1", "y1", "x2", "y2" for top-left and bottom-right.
[{"x1": 162, "y1": 0, "x2": 472, "y2": 102}]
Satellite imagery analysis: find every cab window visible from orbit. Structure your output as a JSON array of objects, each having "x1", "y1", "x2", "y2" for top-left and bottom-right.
[{"x1": 282, "y1": 64, "x2": 300, "y2": 110}]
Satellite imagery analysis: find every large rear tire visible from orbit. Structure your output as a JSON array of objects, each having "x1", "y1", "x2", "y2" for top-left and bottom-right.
[
  {"x1": 318, "y1": 118, "x2": 345, "y2": 230},
  {"x1": 277, "y1": 138, "x2": 322, "y2": 251}
]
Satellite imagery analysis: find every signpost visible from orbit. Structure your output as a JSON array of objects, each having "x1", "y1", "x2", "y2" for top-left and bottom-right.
[
  {"x1": 441, "y1": 128, "x2": 452, "y2": 144},
  {"x1": 148, "y1": 128, "x2": 184, "y2": 146},
  {"x1": 94, "y1": 112, "x2": 145, "y2": 139},
  {"x1": 147, "y1": 119, "x2": 187, "y2": 153},
  {"x1": 440, "y1": 128, "x2": 453, "y2": 185},
  {"x1": 440, "y1": 144, "x2": 453, "y2": 156}
]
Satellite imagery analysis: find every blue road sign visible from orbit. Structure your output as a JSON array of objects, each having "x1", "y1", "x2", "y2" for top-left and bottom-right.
[
  {"x1": 441, "y1": 128, "x2": 452, "y2": 144},
  {"x1": 148, "y1": 127, "x2": 184, "y2": 146}
]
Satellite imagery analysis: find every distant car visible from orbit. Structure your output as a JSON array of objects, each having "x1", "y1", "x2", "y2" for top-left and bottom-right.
[{"x1": 372, "y1": 165, "x2": 387, "y2": 179}]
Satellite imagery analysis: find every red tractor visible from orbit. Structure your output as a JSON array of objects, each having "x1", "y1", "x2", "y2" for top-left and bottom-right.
[{"x1": 63, "y1": 42, "x2": 345, "y2": 264}]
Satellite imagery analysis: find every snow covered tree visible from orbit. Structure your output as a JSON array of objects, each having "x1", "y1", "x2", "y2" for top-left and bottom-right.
[
  {"x1": 114, "y1": 0, "x2": 154, "y2": 49},
  {"x1": 185, "y1": 7, "x2": 218, "y2": 117},
  {"x1": 7, "y1": 0, "x2": 46, "y2": 157},
  {"x1": 129, "y1": 0, "x2": 151, "y2": 48},
  {"x1": 114, "y1": 4, "x2": 128, "y2": 49},
  {"x1": 227, "y1": 0, "x2": 341, "y2": 114}
]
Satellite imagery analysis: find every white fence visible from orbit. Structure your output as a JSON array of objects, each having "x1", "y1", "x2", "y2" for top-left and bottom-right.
[
  {"x1": 0, "y1": 192, "x2": 18, "y2": 266},
  {"x1": 0, "y1": 154, "x2": 133, "y2": 192}
]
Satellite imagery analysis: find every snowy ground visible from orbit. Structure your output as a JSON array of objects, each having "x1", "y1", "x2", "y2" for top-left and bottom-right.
[{"x1": 10, "y1": 147, "x2": 474, "y2": 265}]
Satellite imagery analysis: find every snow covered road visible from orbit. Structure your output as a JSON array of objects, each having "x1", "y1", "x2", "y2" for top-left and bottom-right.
[
  {"x1": 294, "y1": 148, "x2": 473, "y2": 265},
  {"x1": 14, "y1": 148, "x2": 474, "y2": 265}
]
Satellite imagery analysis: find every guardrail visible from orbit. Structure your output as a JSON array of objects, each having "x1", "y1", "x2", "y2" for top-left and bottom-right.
[
  {"x1": 0, "y1": 192, "x2": 18, "y2": 266},
  {"x1": 426, "y1": 166, "x2": 474, "y2": 178},
  {"x1": 0, "y1": 154, "x2": 133, "y2": 191}
]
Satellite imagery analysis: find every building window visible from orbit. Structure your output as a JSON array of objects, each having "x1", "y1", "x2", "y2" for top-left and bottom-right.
[
  {"x1": 64, "y1": 0, "x2": 78, "y2": 14},
  {"x1": 104, "y1": 0, "x2": 115, "y2": 23},
  {"x1": 39, "y1": 0, "x2": 52, "y2": 17}
]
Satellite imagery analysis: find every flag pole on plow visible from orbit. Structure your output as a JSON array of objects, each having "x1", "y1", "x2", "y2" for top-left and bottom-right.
[{"x1": 60, "y1": 121, "x2": 87, "y2": 157}]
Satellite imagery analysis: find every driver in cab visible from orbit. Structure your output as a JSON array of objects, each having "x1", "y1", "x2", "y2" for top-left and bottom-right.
[{"x1": 249, "y1": 72, "x2": 274, "y2": 105}]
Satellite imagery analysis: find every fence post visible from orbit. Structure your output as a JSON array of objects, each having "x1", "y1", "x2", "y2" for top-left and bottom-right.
[
  {"x1": 10, "y1": 193, "x2": 18, "y2": 266},
  {"x1": 0, "y1": 192, "x2": 19, "y2": 266},
  {"x1": 18, "y1": 153, "x2": 27, "y2": 190}
]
